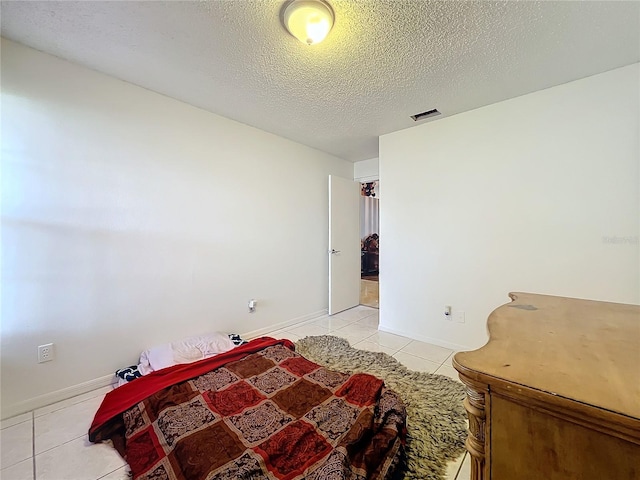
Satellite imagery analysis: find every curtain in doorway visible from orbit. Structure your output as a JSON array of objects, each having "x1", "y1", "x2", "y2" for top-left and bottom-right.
[{"x1": 360, "y1": 196, "x2": 379, "y2": 239}]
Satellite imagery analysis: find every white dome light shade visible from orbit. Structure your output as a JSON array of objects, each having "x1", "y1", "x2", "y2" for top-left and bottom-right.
[{"x1": 283, "y1": 0, "x2": 334, "y2": 46}]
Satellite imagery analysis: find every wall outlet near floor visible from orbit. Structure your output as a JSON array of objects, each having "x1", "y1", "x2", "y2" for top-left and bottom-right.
[
  {"x1": 455, "y1": 311, "x2": 466, "y2": 323},
  {"x1": 38, "y1": 343, "x2": 55, "y2": 363}
]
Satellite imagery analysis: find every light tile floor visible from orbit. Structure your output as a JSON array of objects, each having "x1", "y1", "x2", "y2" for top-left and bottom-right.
[
  {"x1": 359, "y1": 279, "x2": 379, "y2": 308},
  {"x1": 0, "y1": 305, "x2": 469, "y2": 480}
]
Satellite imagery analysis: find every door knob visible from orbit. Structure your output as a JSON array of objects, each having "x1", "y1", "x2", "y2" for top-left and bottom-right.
[{"x1": 330, "y1": 249, "x2": 341, "y2": 254}]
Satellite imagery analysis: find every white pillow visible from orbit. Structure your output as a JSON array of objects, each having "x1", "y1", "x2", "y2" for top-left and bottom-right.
[{"x1": 137, "y1": 332, "x2": 236, "y2": 375}]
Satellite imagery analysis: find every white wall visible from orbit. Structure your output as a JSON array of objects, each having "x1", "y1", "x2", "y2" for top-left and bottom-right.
[
  {"x1": 354, "y1": 157, "x2": 379, "y2": 182},
  {"x1": 380, "y1": 64, "x2": 640, "y2": 351},
  {"x1": 0, "y1": 39, "x2": 352, "y2": 417}
]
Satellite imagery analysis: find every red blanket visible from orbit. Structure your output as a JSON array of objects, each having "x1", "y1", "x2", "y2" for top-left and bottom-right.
[{"x1": 90, "y1": 337, "x2": 406, "y2": 479}]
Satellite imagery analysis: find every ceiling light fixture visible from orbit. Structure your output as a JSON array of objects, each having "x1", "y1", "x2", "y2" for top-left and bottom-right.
[{"x1": 282, "y1": 0, "x2": 334, "y2": 46}]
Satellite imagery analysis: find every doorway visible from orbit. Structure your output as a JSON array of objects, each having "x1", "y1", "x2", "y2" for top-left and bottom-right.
[{"x1": 360, "y1": 181, "x2": 379, "y2": 308}]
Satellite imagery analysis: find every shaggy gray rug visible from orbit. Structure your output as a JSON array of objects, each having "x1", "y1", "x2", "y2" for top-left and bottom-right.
[{"x1": 295, "y1": 335, "x2": 467, "y2": 480}]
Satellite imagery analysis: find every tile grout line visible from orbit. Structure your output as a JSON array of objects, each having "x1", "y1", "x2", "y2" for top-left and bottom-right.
[
  {"x1": 34, "y1": 430, "x2": 95, "y2": 457},
  {"x1": 96, "y1": 466, "x2": 125, "y2": 480},
  {"x1": 454, "y1": 452, "x2": 467, "y2": 480},
  {"x1": 395, "y1": 349, "x2": 447, "y2": 366},
  {"x1": 32, "y1": 388, "x2": 111, "y2": 419}
]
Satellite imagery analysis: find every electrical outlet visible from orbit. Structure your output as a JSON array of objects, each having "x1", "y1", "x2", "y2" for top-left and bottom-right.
[
  {"x1": 38, "y1": 343, "x2": 54, "y2": 363},
  {"x1": 455, "y1": 311, "x2": 466, "y2": 324}
]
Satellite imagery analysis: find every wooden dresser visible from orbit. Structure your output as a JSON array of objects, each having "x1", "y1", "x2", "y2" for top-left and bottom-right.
[{"x1": 453, "y1": 292, "x2": 640, "y2": 480}]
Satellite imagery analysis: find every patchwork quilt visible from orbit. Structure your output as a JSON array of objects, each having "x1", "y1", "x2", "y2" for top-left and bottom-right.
[{"x1": 89, "y1": 337, "x2": 406, "y2": 480}]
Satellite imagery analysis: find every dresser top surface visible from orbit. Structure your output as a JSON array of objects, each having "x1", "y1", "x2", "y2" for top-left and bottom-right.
[{"x1": 454, "y1": 292, "x2": 640, "y2": 420}]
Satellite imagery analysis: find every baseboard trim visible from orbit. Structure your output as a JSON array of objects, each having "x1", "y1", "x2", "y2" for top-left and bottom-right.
[
  {"x1": 2, "y1": 374, "x2": 116, "y2": 420},
  {"x1": 241, "y1": 309, "x2": 328, "y2": 340},
  {"x1": 2, "y1": 309, "x2": 330, "y2": 420},
  {"x1": 377, "y1": 324, "x2": 473, "y2": 352}
]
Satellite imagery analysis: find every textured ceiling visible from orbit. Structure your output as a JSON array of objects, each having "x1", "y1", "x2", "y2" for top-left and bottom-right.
[{"x1": 1, "y1": 1, "x2": 639, "y2": 162}]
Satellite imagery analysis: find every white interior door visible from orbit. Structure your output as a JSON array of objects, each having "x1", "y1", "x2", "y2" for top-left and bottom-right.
[{"x1": 328, "y1": 175, "x2": 360, "y2": 315}]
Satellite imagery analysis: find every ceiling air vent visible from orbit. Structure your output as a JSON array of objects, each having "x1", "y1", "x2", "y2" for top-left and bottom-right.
[{"x1": 410, "y1": 109, "x2": 441, "y2": 121}]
